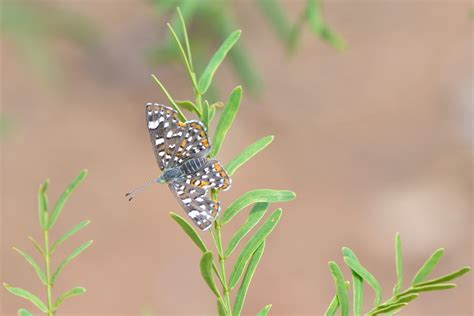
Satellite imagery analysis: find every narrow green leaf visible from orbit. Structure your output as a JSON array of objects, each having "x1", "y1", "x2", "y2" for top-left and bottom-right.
[
  {"x1": 233, "y1": 241, "x2": 266, "y2": 316},
  {"x1": 3, "y1": 283, "x2": 48, "y2": 312},
  {"x1": 18, "y1": 309, "x2": 33, "y2": 316},
  {"x1": 324, "y1": 293, "x2": 339, "y2": 316},
  {"x1": 393, "y1": 233, "x2": 403, "y2": 294},
  {"x1": 176, "y1": 6, "x2": 194, "y2": 71},
  {"x1": 229, "y1": 209, "x2": 282, "y2": 289},
  {"x1": 38, "y1": 179, "x2": 49, "y2": 230},
  {"x1": 305, "y1": 0, "x2": 346, "y2": 51},
  {"x1": 324, "y1": 281, "x2": 349, "y2": 316},
  {"x1": 53, "y1": 287, "x2": 86, "y2": 309},
  {"x1": 403, "y1": 283, "x2": 456, "y2": 295},
  {"x1": 200, "y1": 252, "x2": 221, "y2": 297},
  {"x1": 170, "y1": 212, "x2": 208, "y2": 253},
  {"x1": 198, "y1": 30, "x2": 241, "y2": 94},
  {"x1": 167, "y1": 23, "x2": 197, "y2": 90},
  {"x1": 257, "y1": 0, "x2": 291, "y2": 43},
  {"x1": 394, "y1": 293, "x2": 419, "y2": 304},
  {"x1": 342, "y1": 247, "x2": 363, "y2": 316},
  {"x1": 219, "y1": 189, "x2": 295, "y2": 225},
  {"x1": 209, "y1": 103, "x2": 217, "y2": 122},
  {"x1": 12, "y1": 248, "x2": 46, "y2": 285},
  {"x1": 51, "y1": 240, "x2": 93, "y2": 285},
  {"x1": 51, "y1": 220, "x2": 91, "y2": 254},
  {"x1": 225, "y1": 202, "x2": 269, "y2": 258},
  {"x1": 412, "y1": 248, "x2": 444, "y2": 285},
  {"x1": 48, "y1": 169, "x2": 87, "y2": 229},
  {"x1": 371, "y1": 303, "x2": 407, "y2": 315},
  {"x1": 210, "y1": 86, "x2": 242, "y2": 158},
  {"x1": 176, "y1": 100, "x2": 201, "y2": 117},
  {"x1": 256, "y1": 304, "x2": 272, "y2": 316},
  {"x1": 28, "y1": 236, "x2": 44, "y2": 257},
  {"x1": 343, "y1": 256, "x2": 382, "y2": 305},
  {"x1": 416, "y1": 267, "x2": 471, "y2": 287},
  {"x1": 217, "y1": 297, "x2": 228, "y2": 316},
  {"x1": 225, "y1": 136, "x2": 274, "y2": 176},
  {"x1": 151, "y1": 74, "x2": 186, "y2": 121},
  {"x1": 328, "y1": 262, "x2": 349, "y2": 316}
]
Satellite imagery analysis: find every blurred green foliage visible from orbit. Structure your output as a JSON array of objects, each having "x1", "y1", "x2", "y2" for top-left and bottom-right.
[
  {"x1": 150, "y1": 0, "x2": 345, "y2": 95},
  {"x1": 0, "y1": 0, "x2": 96, "y2": 79}
]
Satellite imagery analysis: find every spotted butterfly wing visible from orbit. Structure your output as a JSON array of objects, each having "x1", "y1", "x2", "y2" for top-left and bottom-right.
[
  {"x1": 169, "y1": 182, "x2": 221, "y2": 231},
  {"x1": 185, "y1": 160, "x2": 232, "y2": 191}
]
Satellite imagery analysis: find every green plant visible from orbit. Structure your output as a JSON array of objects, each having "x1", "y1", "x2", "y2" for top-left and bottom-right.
[
  {"x1": 3, "y1": 170, "x2": 92, "y2": 316},
  {"x1": 325, "y1": 233, "x2": 471, "y2": 316},
  {"x1": 151, "y1": 8, "x2": 295, "y2": 315},
  {"x1": 151, "y1": 0, "x2": 344, "y2": 95}
]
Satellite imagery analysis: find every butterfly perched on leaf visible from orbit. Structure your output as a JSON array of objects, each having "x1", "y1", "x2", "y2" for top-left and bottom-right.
[{"x1": 127, "y1": 103, "x2": 232, "y2": 231}]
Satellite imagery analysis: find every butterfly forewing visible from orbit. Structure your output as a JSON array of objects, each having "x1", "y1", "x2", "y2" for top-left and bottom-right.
[{"x1": 169, "y1": 182, "x2": 221, "y2": 230}]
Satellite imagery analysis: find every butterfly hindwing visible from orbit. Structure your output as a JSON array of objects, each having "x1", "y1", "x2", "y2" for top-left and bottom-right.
[
  {"x1": 173, "y1": 120, "x2": 211, "y2": 165},
  {"x1": 185, "y1": 160, "x2": 232, "y2": 191},
  {"x1": 169, "y1": 182, "x2": 221, "y2": 231}
]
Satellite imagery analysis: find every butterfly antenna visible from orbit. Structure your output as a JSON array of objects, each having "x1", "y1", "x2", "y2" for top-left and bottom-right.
[{"x1": 125, "y1": 178, "x2": 159, "y2": 201}]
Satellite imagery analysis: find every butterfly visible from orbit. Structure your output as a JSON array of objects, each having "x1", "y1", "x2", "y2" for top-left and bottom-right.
[{"x1": 126, "y1": 103, "x2": 231, "y2": 231}]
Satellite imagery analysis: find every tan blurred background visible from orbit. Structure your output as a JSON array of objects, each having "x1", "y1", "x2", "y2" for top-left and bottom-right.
[{"x1": 1, "y1": 1, "x2": 472, "y2": 315}]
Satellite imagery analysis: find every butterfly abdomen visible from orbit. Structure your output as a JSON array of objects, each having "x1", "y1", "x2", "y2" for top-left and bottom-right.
[{"x1": 180, "y1": 157, "x2": 207, "y2": 175}]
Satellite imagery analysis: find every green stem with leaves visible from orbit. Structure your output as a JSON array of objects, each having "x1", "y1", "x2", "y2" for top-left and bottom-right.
[
  {"x1": 43, "y1": 230, "x2": 53, "y2": 316},
  {"x1": 157, "y1": 8, "x2": 295, "y2": 316}
]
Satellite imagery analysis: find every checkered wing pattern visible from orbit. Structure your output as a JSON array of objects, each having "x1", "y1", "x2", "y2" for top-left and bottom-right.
[
  {"x1": 146, "y1": 104, "x2": 211, "y2": 170},
  {"x1": 169, "y1": 182, "x2": 221, "y2": 231},
  {"x1": 185, "y1": 160, "x2": 232, "y2": 191},
  {"x1": 146, "y1": 103, "x2": 185, "y2": 170}
]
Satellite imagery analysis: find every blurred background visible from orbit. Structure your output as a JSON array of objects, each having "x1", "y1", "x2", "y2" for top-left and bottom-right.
[{"x1": 1, "y1": 1, "x2": 472, "y2": 315}]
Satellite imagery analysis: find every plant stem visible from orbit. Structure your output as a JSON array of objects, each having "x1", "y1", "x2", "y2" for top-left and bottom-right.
[
  {"x1": 213, "y1": 223, "x2": 232, "y2": 315},
  {"x1": 43, "y1": 229, "x2": 53, "y2": 316}
]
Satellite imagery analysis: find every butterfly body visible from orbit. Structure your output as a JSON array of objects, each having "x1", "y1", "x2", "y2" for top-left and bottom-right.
[{"x1": 143, "y1": 103, "x2": 232, "y2": 231}]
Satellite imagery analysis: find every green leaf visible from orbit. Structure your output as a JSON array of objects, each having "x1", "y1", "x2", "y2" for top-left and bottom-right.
[
  {"x1": 53, "y1": 287, "x2": 86, "y2": 310},
  {"x1": 412, "y1": 248, "x2": 444, "y2": 285},
  {"x1": 328, "y1": 262, "x2": 349, "y2": 316},
  {"x1": 198, "y1": 30, "x2": 241, "y2": 94},
  {"x1": 233, "y1": 241, "x2": 266, "y2": 316},
  {"x1": 256, "y1": 304, "x2": 272, "y2": 316},
  {"x1": 176, "y1": 100, "x2": 201, "y2": 117},
  {"x1": 151, "y1": 74, "x2": 186, "y2": 121},
  {"x1": 170, "y1": 212, "x2": 208, "y2": 253},
  {"x1": 371, "y1": 303, "x2": 407, "y2": 315},
  {"x1": 393, "y1": 233, "x2": 403, "y2": 294},
  {"x1": 210, "y1": 86, "x2": 242, "y2": 158},
  {"x1": 225, "y1": 136, "x2": 274, "y2": 176},
  {"x1": 225, "y1": 202, "x2": 269, "y2": 258},
  {"x1": 28, "y1": 236, "x2": 44, "y2": 257},
  {"x1": 176, "y1": 6, "x2": 194, "y2": 72},
  {"x1": 403, "y1": 283, "x2": 456, "y2": 295},
  {"x1": 217, "y1": 297, "x2": 228, "y2": 316},
  {"x1": 219, "y1": 189, "x2": 295, "y2": 225},
  {"x1": 51, "y1": 240, "x2": 93, "y2": 285},
  {"x1": 12, "y1": 248, "x2": 47, "y2": 285},
  {"x1": 257, "y1": 0, "x2": 291, "y2": 44},
  {"x1": 324, "y1": 281, "x2": 349, "y2": 316},
  {"x1": 305, "y1": 0, "x2": 346, "y2": 51},
  {"x1": 209, "y1": 103, "x2": 217, "y2": 122},
  {"x1": 167, "y1": 22, "x2": 197, "y2": 90},
  {"x1": 416, "y1": 267, "x2": 471, "y2": 287},
  {"x1": 375, "y1": 293, "x2": 418, "y2": 312},
  {"x1": 324, "y1": 293, "x2": 339, "y2": 316},
  {"x1": 18, "y1": 309, "x2": 33, "y2": 316},
  {"x1": 48, "y1": 169, "x2": 87, "y2": 229},
  {"x1": 229, "y1": 209, "x2": 282, "y2": 289},
  {"x1": 38, "y1": 179, "x2": 49, "y2": 230},
  {"x1": 343, "y1": 256, "x2": 382, "y2": 305},
  {"x1": 199, "y1": 252, "x2": 221, "y2": 297},
  {"x1": 3, "y1": 283, "x2": 48, "y2": 312},
  {"x1": 51, "y1": 220, "x2": 91, "y2": 254},
  {"x1": 342, "y1": 247, "x2": 363, "y2": 316}
]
